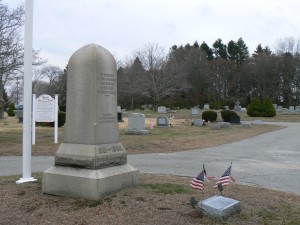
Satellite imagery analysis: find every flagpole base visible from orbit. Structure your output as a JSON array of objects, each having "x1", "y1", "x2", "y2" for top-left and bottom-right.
[{"x1": 16, "y1": 177, "x2": 37, "y2": 184}]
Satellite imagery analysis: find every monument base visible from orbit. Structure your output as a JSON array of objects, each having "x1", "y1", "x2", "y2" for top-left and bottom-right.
[
  {"x1": 42, "y1": 164, "x2": 139, "y2": 200},
  {"x1": 199, "y1": 195, "x2": 241, "y2": 220},
  {"x1": 125, "y1": 129, "x2": 150, "y2": 135}
]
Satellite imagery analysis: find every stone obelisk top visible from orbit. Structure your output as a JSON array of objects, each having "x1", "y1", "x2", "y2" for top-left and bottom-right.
[{"x1": 64, "y1": 44, "x2": 118, "y2": 145}]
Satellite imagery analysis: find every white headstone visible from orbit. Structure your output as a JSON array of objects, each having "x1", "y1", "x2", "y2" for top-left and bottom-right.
[
  {"x1": 204, "y1": 104, "x2": 210, "y2": 110},
  {"x1": 224, "y1": 106, "x2": 229, "y2": 110},
  {"x1": 125, "y1": 113, "x2": 149, "y2": 135},
  {"x1": 117, "y1": 106, "x2": 121, "y2": 112},
  {"x1": 191, "y1": 108, "x2": 199, "y2": 115},
  {"x1": 194, "y1": 119, "x2": 203, "y2": 126},
  {"x1": 218, "y1": 122, "x2": 230, "y2": 128},
  {"x1": 157, "y1": 106, "x2": 167, "y2": 113},
  {"x1": 289, "y1": 106, "x2": 295, "y2": 113}
]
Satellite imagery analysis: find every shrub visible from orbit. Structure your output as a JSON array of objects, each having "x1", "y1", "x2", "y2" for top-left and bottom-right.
[
  {"x1": 222, "y1": 99, "x2": 235, "y2": 110},
  {"x1": 247, "y1": 97, "x2": 263, "y2": 117},
  {"x1": 7, "y1": 103, "x2": 15, "y2": 116},
  {"x1": 221, "y1": 110, "x2": 239, "y2": 122},
  {"x1": 209, "y1": 101, "x2": 221, "y2": 110},
  {"x1": 262, "y1": 97, "x2": 276, "y2": 117},
  {"x1": 202, "y1": 110, "x2": 217, "y2": 122}
]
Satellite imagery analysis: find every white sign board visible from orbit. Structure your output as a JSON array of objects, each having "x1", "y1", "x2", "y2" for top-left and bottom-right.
[
  {"x1": 32, "y1": 94, "x2": 58, "y2": 145},
  {"x1": 35, "y1": 94, "x2": 55, "y2": 122}
]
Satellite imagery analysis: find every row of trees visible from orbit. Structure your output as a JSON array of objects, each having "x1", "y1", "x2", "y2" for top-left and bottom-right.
[{"x1": 117, "y1": 38, "x2": 300, "y2": 109}]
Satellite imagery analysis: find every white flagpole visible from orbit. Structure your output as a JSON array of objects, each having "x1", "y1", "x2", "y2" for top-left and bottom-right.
[{"x1": 17, "y1": 0, "x2": 36, "y2": 184}]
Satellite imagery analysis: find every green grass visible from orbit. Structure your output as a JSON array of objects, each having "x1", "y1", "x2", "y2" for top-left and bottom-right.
[{"x1": 144, "y1": 183, "x2": 193, "y2": 194}]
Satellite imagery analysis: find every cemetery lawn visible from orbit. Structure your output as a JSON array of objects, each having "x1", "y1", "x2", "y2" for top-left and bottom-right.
[
  {"x1": 0, "y1": 113, "x2": 288, "y2": 156},
  {"x1": 1, "y1": 173, "x2": 300, "y2": 225}
]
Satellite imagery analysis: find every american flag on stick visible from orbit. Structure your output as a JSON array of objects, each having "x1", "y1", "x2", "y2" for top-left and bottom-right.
[
  {"x1": 190, "y1": 170, "x2": 205, "y2": 190},
  {"x1": 213, "y1": 163, "x2": 235, "y2": 188},
  {"x1": 190, "y1": 164, "x2": 214, "y2": 190}
]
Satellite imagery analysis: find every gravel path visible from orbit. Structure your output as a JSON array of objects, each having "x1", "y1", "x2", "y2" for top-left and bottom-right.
[{"x1": 1, "y1": 122, "x2": 299, "y2": 195}]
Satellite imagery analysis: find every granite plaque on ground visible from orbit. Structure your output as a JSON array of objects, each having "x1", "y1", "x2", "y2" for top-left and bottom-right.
[{"x1": 199, "y1": 195, "x2": 241, "y2": 220}]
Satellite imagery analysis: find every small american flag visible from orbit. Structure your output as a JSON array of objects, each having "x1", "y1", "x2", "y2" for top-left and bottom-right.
[
  {"x1": 213, "y1": 164, "x2": 235, "y2": 188},
  {"x1": 190, "y1": 170, "x2": 205, "y2": 190}
]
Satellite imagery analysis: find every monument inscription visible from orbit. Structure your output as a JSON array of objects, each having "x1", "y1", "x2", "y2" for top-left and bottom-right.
[{"x1": 97, "y1": 73, "x2": 117, "y2": 96}]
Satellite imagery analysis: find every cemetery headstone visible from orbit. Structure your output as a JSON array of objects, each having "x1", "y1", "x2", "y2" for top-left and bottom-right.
[
  {"x1": 191, "y1": 107, "x2": 199, "y2": 115},
  {"x1": 157, "y1": 106, "x2": 167, "y2": 113},
  {"x1": 199, "y1": 195, "x2": 241, "y2": 220},
  {"x1": 224, "y1": 106, "x2": 229, "y2": 110},
  {"x1": 273, "y1": 104, "x2": 277, "y2": 110},
  {"x1": 289, "y1": 106, "x2": 295, "y2": 113},
  {"x1": 218, "y1": 122, "x2": 230, "y2": 128},
  {"x1": 156, "y1": 115, "x2": 170, "y2": 127},
  {"x1": 211, "y1": 123, "x2": 221, "y2": 130},
  {"x1": 234, "y1": 100, "x2": 241, "y2": 112},
  {"x1": 125, "y1": 113, "x2": 149, "y2": 135},
  {"x1": 42, "y1": 44, "x2": 139, "y2": 200},
  {"x1": 277, "y1": 106, "x2": 283, "y2": 111},
  {"x1": 242, "y1": 123, "x2": 251, "y2": 128},
  {"x1": 117, "y1": 106, "x2": 123, "y2": 122},
  {"x1": 194, "y1": 119, "x2": 203, "y2": 126},
  {"x1": 204, "y1": 104, "x2": 210, "y2": 110},
  {"x1": 254, "y1": 120, "x2": 263, "y2": 125},
  {"x1": 295, "y1": 106, "x2": 300, "y2": 112}
]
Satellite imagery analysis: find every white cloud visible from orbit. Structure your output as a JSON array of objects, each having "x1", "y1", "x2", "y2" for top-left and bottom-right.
[{"x1": 2, "y1": 0, "x2": 300, "y2": 68}]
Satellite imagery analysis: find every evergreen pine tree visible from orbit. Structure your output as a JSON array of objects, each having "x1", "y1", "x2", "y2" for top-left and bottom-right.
[
  {"x1": 263, "y1": 97, "x2": 276, "y2": 117},
  {"x1": 247, "y1": 97, "x2": 263, "y2": 117}
]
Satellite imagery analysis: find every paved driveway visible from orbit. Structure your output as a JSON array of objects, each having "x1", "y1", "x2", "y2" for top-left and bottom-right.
[
  {"x1": 128, "y1": 122, "x2": 300, "y2": 195},
  {"x1": 1, "y1": 122, "x2": 299, "y2": 195}
]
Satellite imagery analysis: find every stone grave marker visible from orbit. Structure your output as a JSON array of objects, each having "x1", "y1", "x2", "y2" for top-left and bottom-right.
[
  {"x1": 191, "y1": 107, "x2": 199, "y2": 115},
  {"x1": 156, "y1": 115, "x2": 170, "y2": 127},
  {"x1": 224, "y1": 106, "x2": 229, "y2": 110},
  {"x1": 289, "y1": 106, "x2": 295, "y2": 113},
  {"x1": 218, "y1": 122, "x2": 230, "y2": 128},
  {"x1": 204, "y1": 104, "x2": 210, "y2": 110},
  {"x1": 211, "y1": 123, "x2": 221, "y2": 130},
  {"x1": 117, "y1": 106, "x2": 123, "y2": 122},
  {"x1": 199, "y1": 195, "x2": 241, "y2": 220},
  {"x1": 254, "y1": 120, "x2": 263, "y2": 125},
  {"x1": 125, "y1": 113, "x2": 149, "y2": 135},
  {"x1": 234, "y1": 100, "x2": 241, "y2": 112},
  {"x1": 157, "y1": 106, "x2": 167, "y2": 113},
  {"x1": 194, "y1": 119, "x2": 203, "y2": 126},
  {"x1": 242, "y1": 122, "x2": 251, "y2": 128},
  {"x1": 42, "y1": 44, "x2": 139, "y2": 200},
  {"x1": 295, "y1": 106, "x2": 300, "y2": 112}
]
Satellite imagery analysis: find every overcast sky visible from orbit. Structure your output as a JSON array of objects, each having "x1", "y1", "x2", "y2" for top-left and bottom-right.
[{"x1": 3, "y1": 0, "x2": 300, "y2": 69}]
